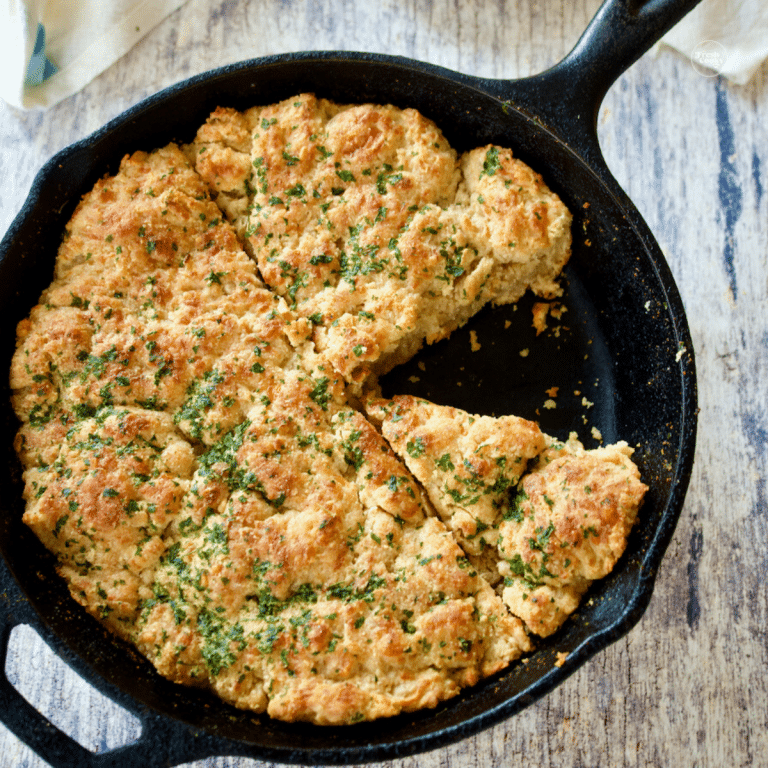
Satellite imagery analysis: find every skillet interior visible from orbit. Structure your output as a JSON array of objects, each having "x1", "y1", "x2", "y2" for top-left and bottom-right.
[{"x1": 0, "y1": 54, "x2": 696, "y2": 764}]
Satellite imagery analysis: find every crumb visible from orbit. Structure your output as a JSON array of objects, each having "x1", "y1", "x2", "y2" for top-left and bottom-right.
[
  {"x1": 675, "y1": 345, "x2": 686, "y2": 362},
  {"x1": 469, "y1": 330, "x2": 481, "y2": 352},
  {"x1": 408, "y1": 375, "x2": 420, "y2": 383},
  {"x1": 546, "y1": 387, "x2": 559, "y2": 398},
  {"x1": 504, "y1": 320, "x2": 512, "y2": 329},
  {"x1": 591, "y1": 426, "x2": 603, "y2": 442},
  {"x1": 543, "y1": 399, "x2": 557, "y2": 409},
  {"x1": 555, "y1": 652, "x2": 568, "y2": 668},
  {"x1": 519, "y1": 348, "x2": 529, "y2": 357},
  {"x1": 549, "y1": 303, "x2": 567, "y2": 320},
  {"x1": 582, "y1": 397, "x2": 593, "y2": 408},
  {"x1": 574, "y1": 390, "x2": 581, "y2": 396},
  {"x1": 418, "y1": 361, "x2": 426, "y2": 372},
  {"x1": 532, "y1": 302, "x2": 550, "y2": 335}
]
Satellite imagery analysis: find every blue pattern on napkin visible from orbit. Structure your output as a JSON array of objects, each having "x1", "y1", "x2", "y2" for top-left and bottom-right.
[{"x1": 25, "y1": 23, "x2": 57, "y2": 86}]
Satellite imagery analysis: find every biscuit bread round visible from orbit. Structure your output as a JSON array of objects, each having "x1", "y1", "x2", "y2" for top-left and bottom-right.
[{"x1": 10, "y1": 95, "x2": 644, "y2": 725}]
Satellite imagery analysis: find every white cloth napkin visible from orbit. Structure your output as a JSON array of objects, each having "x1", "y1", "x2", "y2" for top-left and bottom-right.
[
  {"x1": 660, "y1": 0, "x2": 768, "y2": 84},
  {"x1": 1, "y1": 0, "x2": 767, "y2": 111},
  {"x1": 0, "y1": 0, "x2": 186, "y2": 109}
]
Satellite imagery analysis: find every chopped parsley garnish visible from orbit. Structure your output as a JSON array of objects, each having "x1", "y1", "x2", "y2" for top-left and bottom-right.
[
  {"x1": 406, "y1": 437, "x2": 425, "y2": 458},
  {"x1": 285, "y1": 182, "x2": 306, "y2": 197},
  {"x1": 327, "y1": 573, "x2": 386, "y2": 603},
  {"x1": 480, "y1": 146, "x2": 501, "y2": 177},
  {"x1": 503, "y1": 488, "x2": 529, "y2": 523},
  {"x1": 308, "y1": 376, "x2": 331, "y2": 410},
  {"x1": 435, "y1": 453, "x2": 455, "y2": 471},
  {"x1": 197, "y1": 609, "x2": 246, "y2": 675},
  {"x1": 174, "y1": 370, "x2": 225, "y2": 439},
  {"x1": 53, "y1": 515, "x2": 68, "y2": 538},
  {"x1": 376, "y1": 168, "x2": 403, "y2": 194},
  {"x1": 529, "y1": 521, "x2": 555, "y2": 552}
]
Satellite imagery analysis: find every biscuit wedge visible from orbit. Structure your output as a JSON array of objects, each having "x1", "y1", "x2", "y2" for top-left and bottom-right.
[
  {"x1": 367, "y1": 395, "x2": 648, "y2": 637},
  {"x1": 188, "y1": 94, "x2": 572, "y2": 388}
]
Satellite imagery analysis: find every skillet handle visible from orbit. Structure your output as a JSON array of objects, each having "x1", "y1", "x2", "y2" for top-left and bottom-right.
[
  {"x1": 0, "y1": 612, "x2": 97, "y2": 767},
  {"x1": 0, "y1": 606, "x2": 218, "y2": 767},
  {"x1": 485, "y1": 0, "x2": 704, "y2": 175}
]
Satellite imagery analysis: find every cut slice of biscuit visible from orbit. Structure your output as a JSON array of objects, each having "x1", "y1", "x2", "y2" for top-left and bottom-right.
[
  {"x1": 365, "y1": 395, "x2": 545, "y2": 559},
  {"x1": 367, "y1": 395, "x2": 648, "y2": 637},
  {"x1": 188, "y1": 94, "x2": 572, "y2": 387}
]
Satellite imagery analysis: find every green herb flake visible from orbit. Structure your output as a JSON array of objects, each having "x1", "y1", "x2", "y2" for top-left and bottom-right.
[
  {"x1": 53, "y1": 515, "x2": 69, "y2": 538},
  {"x1": 406, "y1": 437, "x2": 425, "y2": 458},
  {"x1": 435, "y1": 453, "x2": 455, "y2": 472},
  {"x1": 285, "y1": 182, "x2": 306, "y2": 197},
  {"x1": 308, "y1": 377, "x2": 331, "y2": 410},
  {"x1": 480, "y1": 146, "x2": 501, "y2": 178}
]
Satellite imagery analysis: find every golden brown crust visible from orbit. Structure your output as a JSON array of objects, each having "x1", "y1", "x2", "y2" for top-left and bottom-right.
[
  {"x1": 497, "y1": 434, "x2": 648, "y2": 636},
  {"x1": 9, "y1": 95, "x2": 639, "y2": 725},
  {"x1": 11, "y1": 136, "x2": 535, "y2": 724},
  {"x1": 20, "y1": 408, "x2": 193, "y2": 640},
  {"x1": 366, "y1": 395, "x2": 546, "y2": 557}
]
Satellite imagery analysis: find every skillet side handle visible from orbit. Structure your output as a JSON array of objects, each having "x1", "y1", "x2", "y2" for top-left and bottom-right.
[
  {"x1": 0, "y1": 613, "x2": 216, "y2": 768},
  {"x1": 487, "y1": 0, "x2": 704, "y2": 175},
  {"x1": 0, "y1": 613, "x2": 99, "y2": 768},
  {"x1": 0, "y1": 584, "x2": 209, "y2": 768}
]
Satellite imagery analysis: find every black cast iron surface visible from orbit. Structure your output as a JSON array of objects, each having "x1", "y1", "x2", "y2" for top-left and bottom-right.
[{"x1": 0, "y1": 1, "x2": 700, "y2": 765}]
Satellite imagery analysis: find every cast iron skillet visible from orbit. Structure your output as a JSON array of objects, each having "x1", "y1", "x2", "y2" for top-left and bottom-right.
[{"x1": 0, "y1": 1, "x2": 700, "y2": 765}]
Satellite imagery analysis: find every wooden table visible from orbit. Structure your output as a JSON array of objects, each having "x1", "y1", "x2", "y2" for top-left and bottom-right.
[{"x1": 1, "y1": 1, "x2": 765, "y2": 766}]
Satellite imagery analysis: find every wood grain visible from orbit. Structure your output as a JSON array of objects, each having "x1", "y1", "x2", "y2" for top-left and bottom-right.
[{"x1": 1, "y1": 1, "x2": 766, "y2": 766}]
